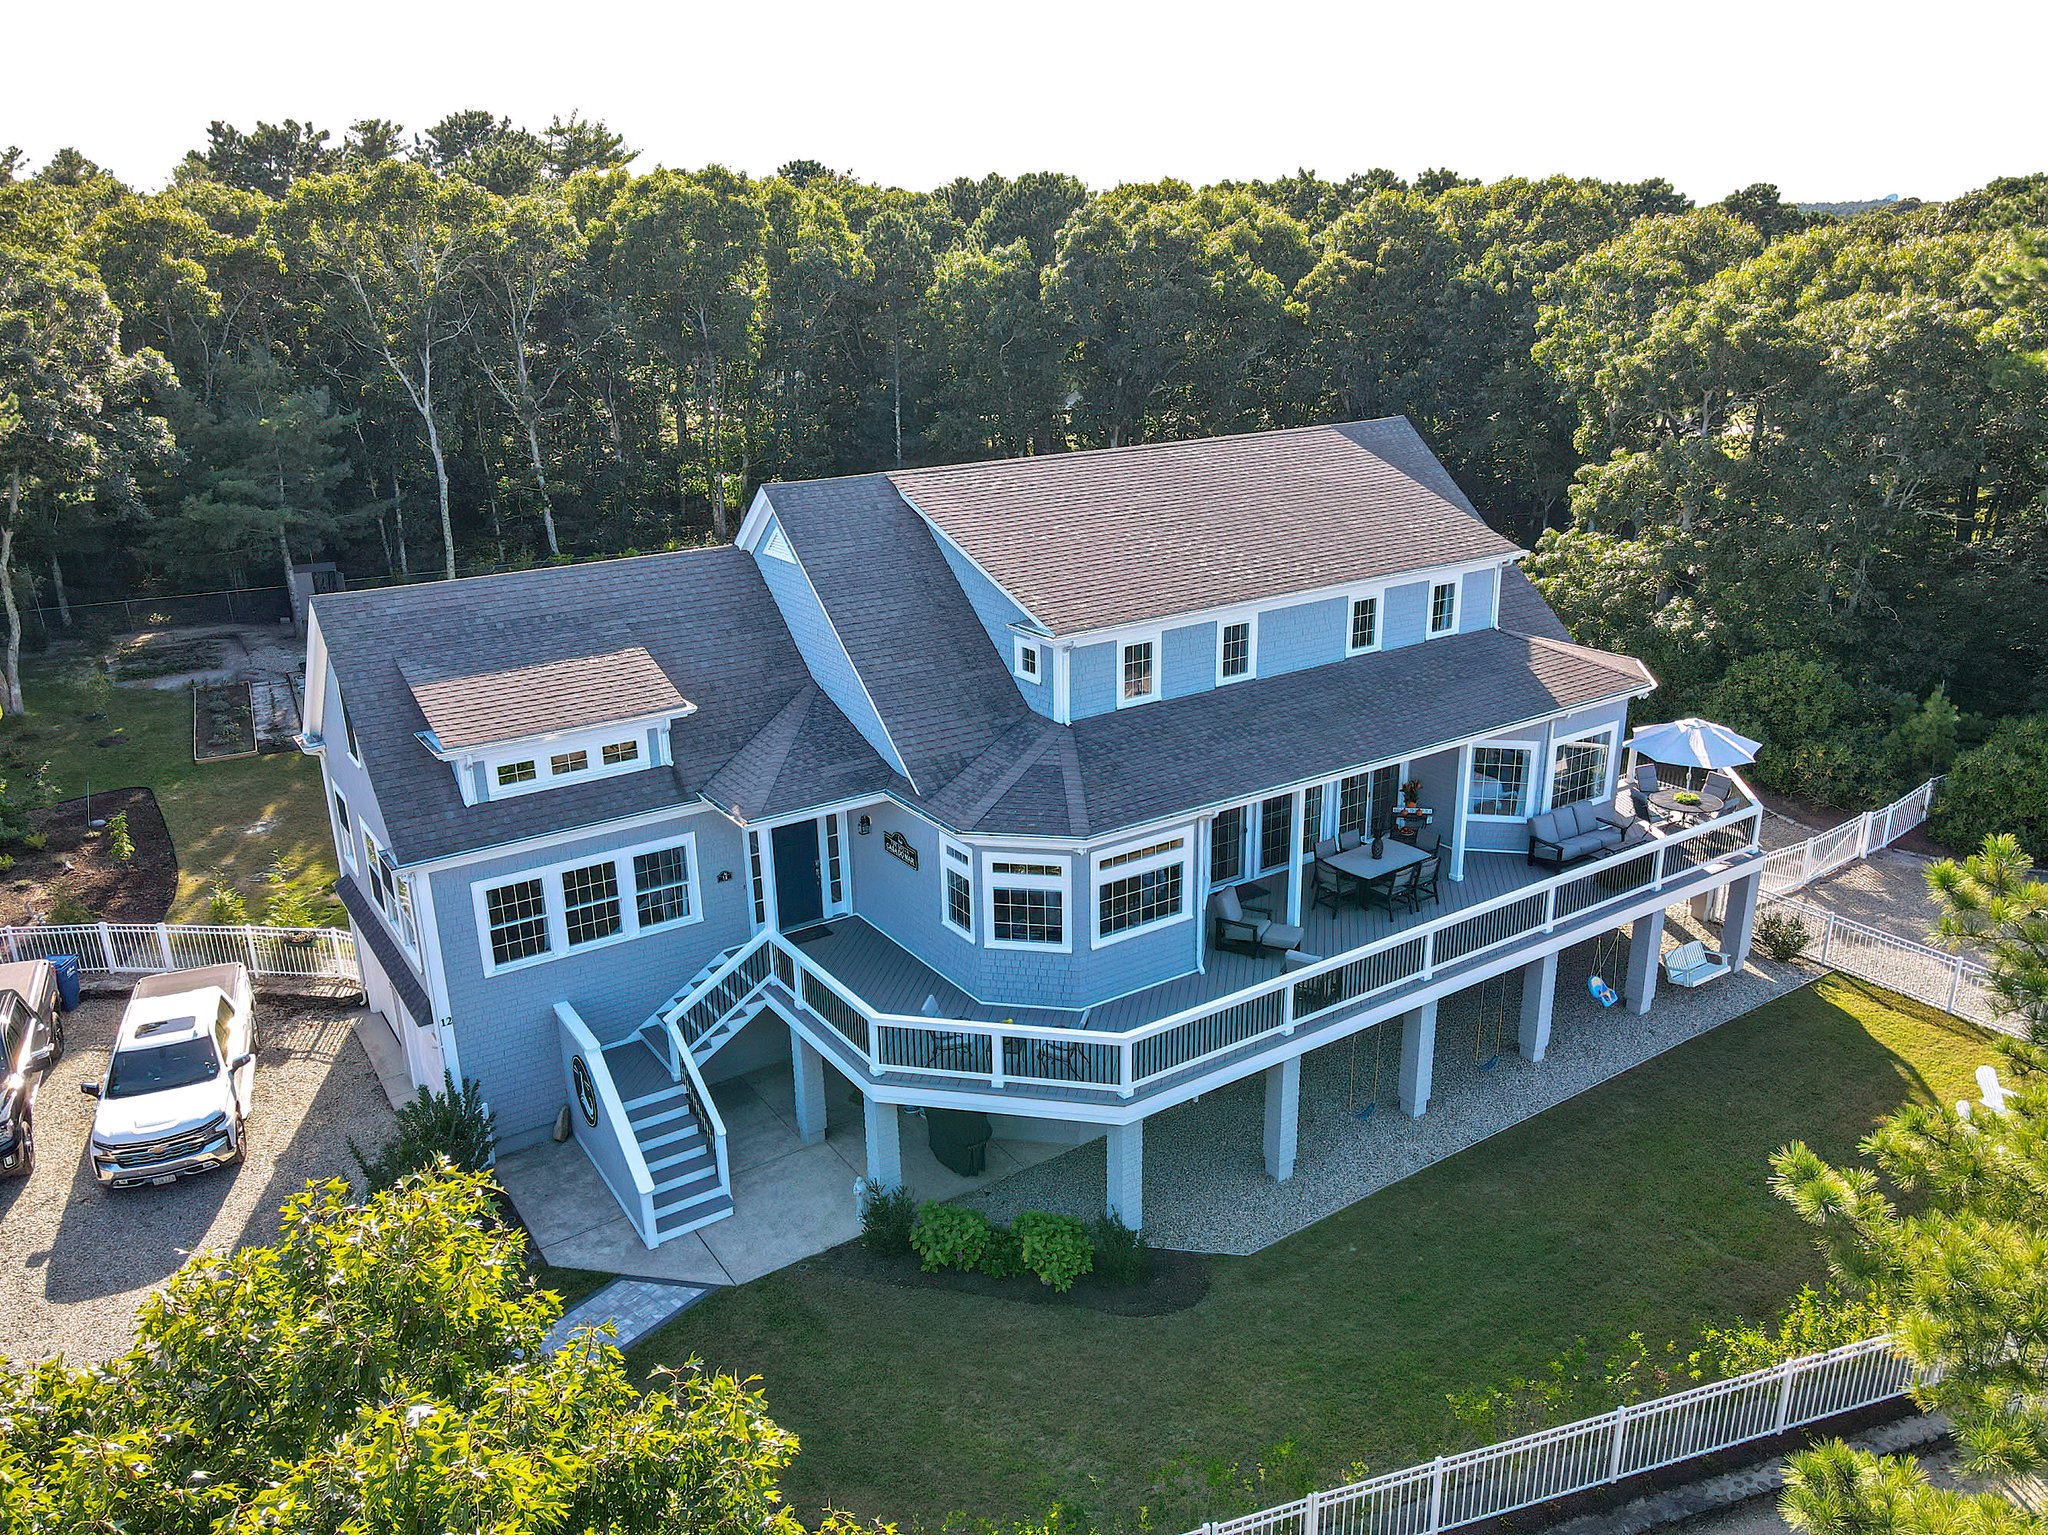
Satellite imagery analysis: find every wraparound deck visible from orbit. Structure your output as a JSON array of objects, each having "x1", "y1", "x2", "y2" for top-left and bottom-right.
[{"x1": 737, "y1": 801, "x2": 1766, "y2": 1117}]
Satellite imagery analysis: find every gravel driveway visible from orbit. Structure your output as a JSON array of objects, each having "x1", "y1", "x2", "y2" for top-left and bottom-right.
[{"x1": 0, "y1": 991, "x2": 397, "y2": 1365}]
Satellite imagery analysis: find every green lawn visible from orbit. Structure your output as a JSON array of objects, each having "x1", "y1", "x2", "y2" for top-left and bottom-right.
[
  {"x1": 630, "y1": 976, "x2": 1991, "y2": 1530},
  {"x1": 0, "y1": 655, "x2": 338, "y2": 923}
]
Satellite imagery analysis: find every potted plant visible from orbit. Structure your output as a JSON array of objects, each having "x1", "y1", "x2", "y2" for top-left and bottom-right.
[
  {"x1": 1401, "y1": 779, "x2": 1422, "y2": 810},
  {"x1": 1673, "y1": 789, "x2": 1702, "y2": 808}
]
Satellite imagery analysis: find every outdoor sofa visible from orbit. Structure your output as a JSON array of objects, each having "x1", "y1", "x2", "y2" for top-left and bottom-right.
[{"x1": 1526, "y1": 799, "x2": 1651, "y2": 868}]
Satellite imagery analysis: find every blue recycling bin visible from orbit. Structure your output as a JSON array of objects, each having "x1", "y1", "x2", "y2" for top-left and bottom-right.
[{"x1": 47, "y1": 955, "x2": 80, "y2": 1012}]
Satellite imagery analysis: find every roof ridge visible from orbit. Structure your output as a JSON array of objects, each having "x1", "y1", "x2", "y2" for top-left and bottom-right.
[
  {"x1": 1518, "y1": 630, "x2": 1654, "y2": 680},
  {"x1": 312, "y1": 543, "x2": 742, "y2": 612},
  {"x1": 700, "y1": 685, "x2": 817, "y2": 814},
  {"x1": 955, "y1": 720, "x2": 1063, "y2": 826},
  {"x1": 885, "y1": 416, "x2": 1412, "y2": 483}
]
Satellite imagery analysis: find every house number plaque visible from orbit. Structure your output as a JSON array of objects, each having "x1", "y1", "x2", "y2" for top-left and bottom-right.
[{"x1": 883, "y1": 830, "x2": 920, "y2": 870}]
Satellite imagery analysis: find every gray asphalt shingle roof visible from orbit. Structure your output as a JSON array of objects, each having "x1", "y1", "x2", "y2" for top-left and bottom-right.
[
  {"x1": 888, "y1": 417, "x2": 1522, "y2": 636},
  {"x1": 401, "y1": 644, "x2": 687, "y2": 751},
  {"x1": 313, "y1": 548, "x2": 892, "y2": 865}
]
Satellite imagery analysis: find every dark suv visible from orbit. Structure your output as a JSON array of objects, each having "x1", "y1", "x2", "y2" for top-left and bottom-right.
[{"x1": 0, "y1": 959, "x2": 61, "y2": 1177}]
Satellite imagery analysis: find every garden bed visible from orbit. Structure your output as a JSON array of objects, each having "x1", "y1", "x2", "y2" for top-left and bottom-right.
[
  {"x1": 112, "y1": 632, "x2": 227, "y2": 680},
  {"x1": 806, "y1": 1235, "x2": 1210, "y2": 1316},
  {"x1": 192, "y1": 680, "x2": 257, "y2": 761},
  {"x1": 0, "y1": 786, "x2": 178, "y2": 925}
]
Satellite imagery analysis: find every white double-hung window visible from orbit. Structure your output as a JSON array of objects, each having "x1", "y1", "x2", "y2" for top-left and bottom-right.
[
  {"x1": 940, "y1": 840, "x2": 974, "y2": 939},
  {"x1": 1093, "y1": 834, "x2": 1191, "y2": 946},
  {"x1": 1346, "y1": 590, "x2": 1382, "y2": 655},
  {"x1": 360, "y1": 829, "x2": 420, "y2": 956},
  {"x1": 985, "y1": 857, "x2": 1069, "y2": 951},
  {"x1": 1117, "y1": 634, "x2": 1160, "y2": 707},
  {"x1": 473, "y1": 833, "x2": 702, "y2": 975},
  {"x1": 1217, "y1": 618, "x2": 1255, "y2": 682},
  {"x1": 1468, "y1": 742, "x2": 1536, "y2": 819},
  {"x1": 1428, "y1": 579, "x2": 1460, "y2": 637}
]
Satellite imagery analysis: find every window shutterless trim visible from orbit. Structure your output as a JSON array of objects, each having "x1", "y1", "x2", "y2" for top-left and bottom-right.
[
  {"x1": 470, "y1": 832, "x2": 704, "y2": 977},
  {"x1": 1090, "y1": 831, "x2": 1193, "y2": 948},
  {"x1": 1466, "y1": 737, "x2": 1541, "y2": 821},
  {"x1": 940, "y1": 838, "x2": 975, "y2": 941},
  {"x1": 1115, "y1": 631, "x2": 1163, "y2": 708},
  {"x1": 981, "y1": 853, "x2": 1072, "y2": 952},
  {"x1": 1546, "y1": 721, "x2": 1621, "y2": 812},
  {"x1": 1013, "y1": 636, "x2": 1042, "y2": 683},
  {"x1": 1344, "y1": 584, "x2": 1386, "y2": 656},
  {"x1": 1427, "y1": 577, "x2": 1461, "y2": 638},
  {"x1": 331, "y1": 788, "x2": 356, "y2": 871}
]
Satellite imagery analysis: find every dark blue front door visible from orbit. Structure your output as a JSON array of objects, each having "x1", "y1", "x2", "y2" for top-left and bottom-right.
[{"x1": 771, "y1": 821, "x2": 825, "y2": 929}]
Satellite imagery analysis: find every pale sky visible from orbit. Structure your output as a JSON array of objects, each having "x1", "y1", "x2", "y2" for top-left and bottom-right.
[{"x1": 13, "y1": 0, "x2": 2044, "y2": 204}]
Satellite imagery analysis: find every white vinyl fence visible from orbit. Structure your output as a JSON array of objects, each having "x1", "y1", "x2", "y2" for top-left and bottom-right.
[
  {"x1": 1763, "y1": 896, "x2": 2003, "y2": 1033},
  {"x1": 0, "y1": 921, "x2": 359, "y2": 984},
  {"x1": 1760, "y1": 779, "x2": 1940, "y2": 897},
  {"x1": 1186, "y1": 1336, "x2": 1915, "y2": 1535}
]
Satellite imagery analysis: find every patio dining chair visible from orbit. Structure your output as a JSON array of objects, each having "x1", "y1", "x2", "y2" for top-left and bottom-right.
[
  {"x1": 1339, "y1": 828, "x2": 1364, "y2": 851},
  {"x1": 1367, "y1": 864, "x2": 1415, "y2": 915},
  {"x1": 1310, "y1": 857, "x2": 1346, "y2": 913},
  {"x1": 1415, "y1": 828, "x2": 1442, "y2": 855},
  {"x1": 1315, "y1": 836, "x2": 1339, "y2": 862},
  {"x1": 1701, "y1": 771, "x2": 1735, "y2": 804},
  {"x1": 1634, "y1": 762, "x2": 1660, "y2": 798},
  {"x1": 1406, "y1": 853, "x2": 1442, "y2": 909}
]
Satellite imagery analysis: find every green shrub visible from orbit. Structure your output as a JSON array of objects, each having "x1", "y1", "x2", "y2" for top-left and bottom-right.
[
  {"x1": 1015, "y1": 1210, "x2": 1094, "y2": 1291},
  {"x1": 1697, "y1": 1282, "x2": 1889, "y2": 1378},
  {"x1": 0, "y1": 853, "x2": 14, "y2": 874},
  {"x1": 18, "y1": 830, "x2": 46, "y2": 852},
  {"x1": 105, "y1": 809, "x2": 134, "y2": 864},
  {"x1": 909, "y1": 1201, "x2": 994, "y2": 1274},
  {"x1": 262, "y1": 854, "x2": 319, "y2": 929},
  {"x1": 206, "y1": 878, "x2": 249, "y2": 925},
  {"x1": 349, "y1": 1074, "x2": 498, "y2": 1192},
  {"x1": 1755, "y1": 910, "x2": 1813, "y2": 964},
  {"x1": 978, "y1": 1224, "x2": 1026, "y2": 1279},
  {"x1": 1930, "y1": 715, "x2": 2048, "y2": 862},
  {"x1": 858, "y1": 1183, "x2": 917, "y2": 1255},
  {"x1": 44, "y1": 880, "x2": 99, "y2": 924},
  {"x1": 1092, "y1": 1213, "x2": 1151, "y2": 1285}
]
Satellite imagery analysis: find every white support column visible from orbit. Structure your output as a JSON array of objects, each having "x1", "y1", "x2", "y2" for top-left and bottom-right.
[
  {"x1": 1193, "y1": 814, "x2": 1210, "y2": 973},
  {"x1": 1106, "y1": 1122, "x2": 1144, "y2": 1229},
  {"x1": 1517, "y1": 950, "x2": 1558, "y2": 1062},
  {"x1": 1721, "y1": 870, "x2": 1763, "y2": 971},
  {"x1": 1263, "y1": 1057, "x2": 1301, "y2": 1181},
  {"x1": 1450, "y1": 744, "x2": 1474, "y2": 881},
  {"x1": 1286, "y1": 786, "x2": 1306, "y2": 927},
  {"x1": 791, "y1": 1027, "x2": 827, "y2": 1146},
  {"x1": 1399, "y1": 1000, "x2": 1438, "y2": 1117},
  {"x1": 863, "y1": 1096, "x2": 903, "y2": 1189},
  {"x1": 1626, "y1": 909, "x2": 1665, "y2": 1015}
]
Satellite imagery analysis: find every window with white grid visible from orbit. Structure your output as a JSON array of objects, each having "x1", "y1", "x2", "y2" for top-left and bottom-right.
[
  {"x1": 1210, "y1": 805, "x2": 1246, "y2": 884},
  {"x1": 987, "y1": 859, "x2": 1067, "y2": 948},
  {"x1": 941, "y1": 841, "x2": 974, "y2": 939},
  {"x1": 1348, "y1": 594, "x2": 1380, "y2": 654},
  {"x1": 1551, "y1": 732, "x2": 1614, "y2": 809},
  {"x1": 1337, "y1": 773, "x2": 1372, "y2": 836},
  {"x1": 561, "y1": 861, "x2": 622, "y2": 946},
  {"x1": 1119, "y1": 638, "x2": 1158, "y2": 705},
  {"x1": 633, "y1": 845, "x2": 693, "y2": 928},
  {"x1": 1429, "y1": 580, "x2": 1459, "y2": 636},
  {"x1": 1301, "y1": 784, "x2": 1324, "y2": 854},
  {"x1": 1219, "y1": 620, "x2": 1252, "y2": 681},
  {"x1": 1095, "y1": 849, "x2": 1187, "y2": 944},
  {"x1": 1469, "y1": 744, "x2": 1534, "y2": 818},
  {"x1": 485, "y1": 879, "x2": 550, "y2": 967}
]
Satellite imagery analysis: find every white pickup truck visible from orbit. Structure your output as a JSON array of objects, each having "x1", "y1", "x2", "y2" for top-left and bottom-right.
[{"x1": 82, "y1": 965, "x2": 258, "y2": 1189}]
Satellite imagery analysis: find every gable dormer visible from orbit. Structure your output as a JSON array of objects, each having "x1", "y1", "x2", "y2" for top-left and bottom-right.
[{"x1": 401, "y1": 646, "x2": 695, "y2": 806}]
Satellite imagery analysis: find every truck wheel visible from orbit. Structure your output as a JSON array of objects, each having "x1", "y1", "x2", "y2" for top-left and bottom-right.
[{"x1": 15, "y1": 1114, "x2": 31, "y2": 1176}]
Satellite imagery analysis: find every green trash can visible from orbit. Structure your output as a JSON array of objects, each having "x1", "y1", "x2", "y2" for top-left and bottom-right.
[{"x1": 926, "y1": 1107, "x2": 991, "y2": 1177}]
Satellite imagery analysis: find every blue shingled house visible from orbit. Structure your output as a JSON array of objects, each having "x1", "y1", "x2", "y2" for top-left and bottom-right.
[{"x1": 304, "y1": 419, "x2": 1766, "y2": 1246}]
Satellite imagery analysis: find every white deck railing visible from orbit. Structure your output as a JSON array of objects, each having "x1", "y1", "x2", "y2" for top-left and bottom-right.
[
  {"x1": 0, "y1": 921, "x2": 359, "y2": 982},
  {"x1": 1183, "y1": 1335, "x2": 1914, "y2": 1535},
  {"x1": 1760, "y1": 778, "x2": 1940, "y2": 897},
  {"x1": 739, "y1": 796, "x2": 1765, "y2": 1105},
  {"x1": 1764, "y1": 895, "x2": 2002, "y2": 1031}
]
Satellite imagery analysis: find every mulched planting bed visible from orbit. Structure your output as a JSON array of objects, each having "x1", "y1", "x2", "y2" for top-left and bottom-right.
[
  {"x1": 193, "y1": 680, "x2": 256, "y2": 760},
  {"x1": 804, "y1": 1235, "x2": 1210, "y2": 1316},
  {"x1": 0, "y1": 786, "x2": 178, "y2": 925}
]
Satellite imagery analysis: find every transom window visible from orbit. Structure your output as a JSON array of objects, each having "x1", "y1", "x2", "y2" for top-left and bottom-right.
[
  {"x1": 475, "y1": 835, "x2": 702, "y2": 973},
  {"x1": 496, "y1": 759, "x2": 538, "y2": 787},
  {"x1": 602, "y1": 740, "x2": 640, "y2": 767},
  {"x1": 551, "y1": 749, "x2": 590, "y2": 776},
  {"x1": 562, "y1": 861, "x2": 622, "y2": 946},
  {"x1": 825, "y1": 814, "x2": 845, "y2": 906},
  {"x1": 485, "y1": 879, "x2": 549, "y2": 967},
  {"x1": 942, "y1": 842, "x2": 973, "y2": 939},
  {"x1": 1119, "y1": 638, "x2": 1158, "y2": 705},
  {"x1": 1551, "y1": 732, "x2": 1614, "y2": 810},
  {"x1": 1429, "y1": 580, "x2": 1459, "y2": 636},
  {"x1": 1219, "y1": 620, "x2": 1252, "y2": 681},
  {"x1": 987, "y1": 859, "x2": 1067, "y2": 949},
  {"x1": 1348, "y1": 594, "x2": 1380, "y2": 654},
  {"x1": 1469, "y1": 745, "x2": 1533, "y2": 817}
]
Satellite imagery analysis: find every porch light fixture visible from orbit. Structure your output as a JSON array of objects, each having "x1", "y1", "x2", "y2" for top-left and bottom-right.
[{"x1": 858, "y1": 815, "x2": 872, "y2": 835}]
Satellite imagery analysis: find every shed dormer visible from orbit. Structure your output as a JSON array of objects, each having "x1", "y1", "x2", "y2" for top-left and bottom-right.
[{"x1": 401, "y1": 645, "x2": 695, "y2": 806}]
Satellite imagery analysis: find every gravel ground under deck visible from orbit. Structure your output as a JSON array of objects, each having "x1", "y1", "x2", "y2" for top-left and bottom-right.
[
  {"x1": 968, "y1": 905, "x2": 1811, "y2": 1254},
  {"x1": 0, "y1": 994, "x2": 395, "y2": 1365}
]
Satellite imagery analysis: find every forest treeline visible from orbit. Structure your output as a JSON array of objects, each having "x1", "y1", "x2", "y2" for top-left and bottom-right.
[{"x1": 1, "y1": 114, "x2": 2045, "y2": 840}]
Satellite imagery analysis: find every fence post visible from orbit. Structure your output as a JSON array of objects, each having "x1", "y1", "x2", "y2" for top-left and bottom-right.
[
  {"x1": 245, "y1": 926, "x2": 261, "y2": 974},
  {"x1": 2, "y1": 928, "x2": 14, "y2": 963},
  {"x1": 1819, "y1": 916, "x2": 1835, "y2": 964},
  {"x1": 1773, "y1": 1357, "x2": 1798, "y2": 1432},
  {"x1": 96, "y1": 920, "x2": 115, "y2": 971},
  {"x1": 1945, "y1": 960, "x2": 1963, "y2": 1015},
  {"x1": 156, "y1": 923, "x2": 173, "y2": 968},
  {"x1": 1426, "y1": 1456, "x2": 1446, "y2": 1535},
  {"x1": 1607, "y1": 1404, "x2": 1630, "y2": 1481},
  {"x1": 1303, "y1": 1488, "x2": 1322, "y2": 1535}
]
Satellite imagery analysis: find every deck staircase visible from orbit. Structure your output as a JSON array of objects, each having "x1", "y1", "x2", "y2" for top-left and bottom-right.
[
  {"x1": 632, "y1": 939, "x2": 777, "y2": 1069},
  {"x1": 597, "y1": 1034, "x2": 733, "y2": 1240}
]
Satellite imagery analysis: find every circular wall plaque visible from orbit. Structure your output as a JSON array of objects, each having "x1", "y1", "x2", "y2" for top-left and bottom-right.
[{"x1": 571, "y1": 1055, "x2": 600, "y2": 1126}]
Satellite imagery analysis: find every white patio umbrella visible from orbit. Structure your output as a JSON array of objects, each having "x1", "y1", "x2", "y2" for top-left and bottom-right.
[{"x1": 1623, "y1": 717, "x2": 1762, "y2": 769}]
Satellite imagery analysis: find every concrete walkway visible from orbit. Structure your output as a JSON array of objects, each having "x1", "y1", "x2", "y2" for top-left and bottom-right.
[
  {"x1": 968, "y1": 904, "x2": 1812, "y2": 1253},
  {"x1": 497, "y1": 1061, "x2": 1072, "y2": 1285}
]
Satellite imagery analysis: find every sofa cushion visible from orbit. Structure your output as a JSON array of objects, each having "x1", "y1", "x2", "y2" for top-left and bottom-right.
[
  {"x1": 1530, "y1": 810, "x2": 1565, "y2": 845},
  {"x1": 1558, "y1": 831, "x2": 1610, "y2": 859}
]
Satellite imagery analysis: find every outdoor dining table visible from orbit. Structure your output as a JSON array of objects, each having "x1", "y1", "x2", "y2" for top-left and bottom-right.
[
  {"x1": 1648, "y1": 788, "x2": 1727, "y2": 820},
  {"x1": 1324, "y1": 839, "x2": 1429, "y2": 899}
]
